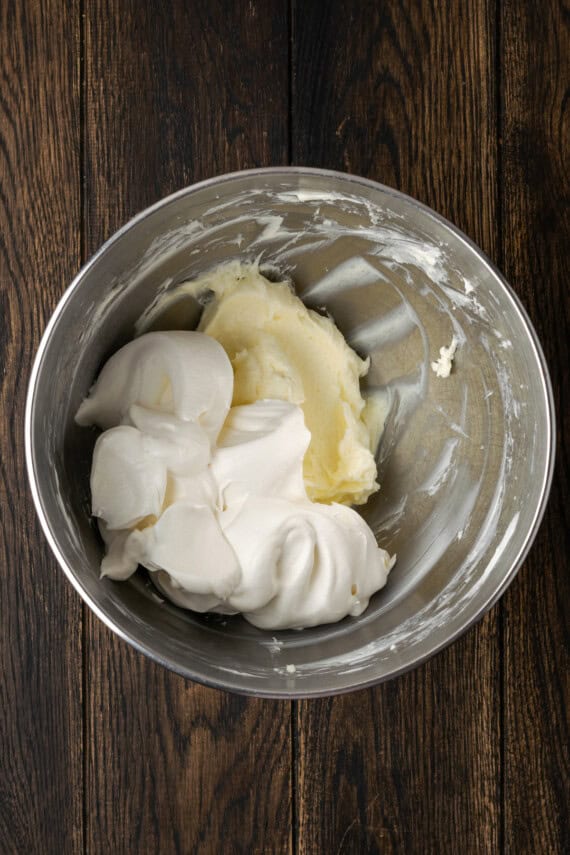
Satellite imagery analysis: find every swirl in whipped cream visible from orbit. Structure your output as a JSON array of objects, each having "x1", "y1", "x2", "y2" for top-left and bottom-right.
[{"x1": 76, "y1": 325, "x2": 394, "y2": 630}]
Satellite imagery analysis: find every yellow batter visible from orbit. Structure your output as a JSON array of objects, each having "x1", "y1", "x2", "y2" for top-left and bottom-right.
[{"x1": 188, "y1": 262, "x2": 379, "y2": 505}]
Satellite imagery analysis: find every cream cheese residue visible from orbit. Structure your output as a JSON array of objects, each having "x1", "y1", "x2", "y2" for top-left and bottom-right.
[{"x1": 431, "y1": 336, "x2": 459, "y2": 378}]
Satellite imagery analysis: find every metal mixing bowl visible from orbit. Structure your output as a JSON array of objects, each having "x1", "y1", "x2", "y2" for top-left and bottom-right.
[{"x1": 25, "y1": 168, "x2": 555, "y2": 697}]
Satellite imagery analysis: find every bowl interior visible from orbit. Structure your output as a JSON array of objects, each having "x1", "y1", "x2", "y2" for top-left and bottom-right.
[{"x1": 27, "y1": 169, "x2": 554, "y2": 696}]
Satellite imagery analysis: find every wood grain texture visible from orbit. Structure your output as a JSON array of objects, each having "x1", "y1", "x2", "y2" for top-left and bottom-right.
[
  {"x1": 84, "y1": 2, "x2": 291, "y2": 853},
  {"x1": 292, "y1": 0, "x2": 498, "y2": 252},
  {"x1": 0, "y1": 1, "x2": 83, "y2": 853},
  {"x1": 3, "y1": 1, "x2": 569, "y2": 852},
  {"x1": 85, "y1": 0, "x2": 289, "y2": 243},
  {"x1": 500, "y1": 0, "x2": 570, "y2": 851},
  {"x1": 292, "y1": 1, "x2": 502, "y2": 852}
]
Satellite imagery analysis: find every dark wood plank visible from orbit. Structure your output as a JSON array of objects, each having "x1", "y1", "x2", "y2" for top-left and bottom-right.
[
  {"x1": 292, "y1": 2, "x2": 502, "y2": 852},
  {"x1": 84, "y1": 2, "x2": 291, "y2": 853},
  {"x1": 501, "y1": 1, "x2": 570, "y2": 851},
  {"x1": 0, "y1": 1, "x2": 83, "y2": 853}
]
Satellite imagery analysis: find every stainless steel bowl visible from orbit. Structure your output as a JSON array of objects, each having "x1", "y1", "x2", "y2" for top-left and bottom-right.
[{"x1": 25, "y1": 168, "x2": 555, "y2": 697}]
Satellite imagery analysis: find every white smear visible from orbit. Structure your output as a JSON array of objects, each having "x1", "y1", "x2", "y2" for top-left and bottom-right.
[
  {"x1": 439, "y1": 283, "x2": 489, "y2": 321},
  {"x1": 480, "y1": 513, "x2": 520, "y2": 583},
  {"x1": 275, "y1": 190, "x2": 339, "y2": 203},
  {"x1": 434, "y1": 403, "x2": 470, "y2": 438},
  {"x1": 416, "y1": 438, "x2": 460, "y2": 496},
  {"x1": 349, "y1": 300, "x2": 419, "y2": 352},
  {"x1": 304, "y1": 256, "x2": 383, "y2": 300},
  {"x1": 273, "y1": 237, "x2": 332, "y2": 262},
  {"x1": 374, "y1": 493, "x2": 408, "y2": 535},
  {"x1": 201, "y1": 189, "x2": 266, "y2": 217},
  {"x1": 286, "y1": 664, "x2": 296, "y2": 674},
  {"x1": 253, "y1": 215, "x2": 284, "y2": 243},
  {"x1": 374, "y1": 238, "x2": 447, "y2": 285},
  {"x1": 448, "y1": 421, "x2": 470, "y2": 439}
]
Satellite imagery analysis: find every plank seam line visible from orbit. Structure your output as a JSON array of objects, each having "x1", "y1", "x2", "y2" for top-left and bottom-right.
[
  {"x1": 287, "y1": 0, "x2": 294, "y2": 166},
  {"x1": 291, "y1": 701, "x2": 298, "y2": 855},
  {"x1": 496, "y1": 0, "x2": 506, "y2": 852},
  {"x1": 79, "y1": 0, "x2": 87, "y2": 851}
]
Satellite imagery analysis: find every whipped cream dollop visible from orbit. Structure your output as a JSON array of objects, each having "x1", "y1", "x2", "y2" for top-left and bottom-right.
[{"x1": 77, "y1": 330, "x2": 394, "y2": 630}]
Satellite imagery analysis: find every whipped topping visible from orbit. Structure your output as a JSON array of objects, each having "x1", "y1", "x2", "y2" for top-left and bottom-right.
[
  {"x1": 431, "y1": 336, "x2": 459, "y2": 378},
  {"x1": 77, "y1": 329, "x2": 394, "y2": 629},
  {"x1": 76, "y1": 330, "x2": 233, "y2": 439}
]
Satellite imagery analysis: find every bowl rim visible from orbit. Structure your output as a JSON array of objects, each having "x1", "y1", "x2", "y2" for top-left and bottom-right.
[{"x1": 24, "y1": 166, "x2": 557, "y2": 698}]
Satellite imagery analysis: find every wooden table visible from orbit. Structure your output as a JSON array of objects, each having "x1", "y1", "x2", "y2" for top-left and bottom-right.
[{"x1": 1, "y1": 2, "x2": 568, "y2": 852}]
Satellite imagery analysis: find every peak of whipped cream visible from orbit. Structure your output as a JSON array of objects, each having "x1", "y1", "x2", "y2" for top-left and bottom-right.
[
  {"x1": 76, "y1": 318, "x2": 394, "y2": 630},
  {"x1": 76, "y1": 330, "x2": 233, "y2": 440}
]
